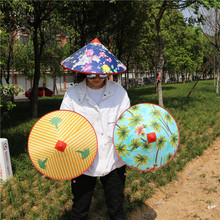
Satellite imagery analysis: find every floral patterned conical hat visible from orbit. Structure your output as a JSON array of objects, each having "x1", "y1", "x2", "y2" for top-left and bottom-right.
[
  {"x1": 113, "y1": 103, "x2": 180, "y2": 172},
  {"x1": 28, "y1": 110, "x2": 97, "y2": 180},
  {"x1": 61, "y1": 38, "x2": 127, "y2": 75}
]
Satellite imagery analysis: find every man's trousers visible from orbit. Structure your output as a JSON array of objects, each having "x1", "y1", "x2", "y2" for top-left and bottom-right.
[{"x1": 71, "y1": 166, "x2": 126, "y2": 220}]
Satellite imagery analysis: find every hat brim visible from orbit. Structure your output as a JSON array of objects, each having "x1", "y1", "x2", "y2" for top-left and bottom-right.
[{"x1": 60, "y1": 63, "x2": 127, "y2": 75}]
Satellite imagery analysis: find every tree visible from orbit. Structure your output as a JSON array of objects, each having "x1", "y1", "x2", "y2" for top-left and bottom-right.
[
  {"x1": 198, "y1": 1, "x2": 220, "y2": 93},
  {"x1": 141, "y1": 0, "x2": 197, "y2": 107},
  {"x1": 41, "y1": 23, "x2": 64, "y2": 95},
  {"x1": 17, "y1": 0, "x2": 57, "y2": 117},
  {"x1": 185, "y1": 0, "x2": 220, "y2": 96},
  {"x1": 57, "y1": 1, "x2": 114, "y2": 48},
  {"x1": 164, "y1": 24, "x2": 205, "y2": 82},
  {"x1": 0, "y1": 19, "x2": 9, "y2": 85},
  {"x1": 138, "y1": 10, "x2": 159, "y2": 87},
  {"x1": 107, "y1": 1, "x2": 145, "y2": 86},
  {"x1": 161, "y1": 9, "x2": 205, "y2": 82},
  {"x1": 13, "y1": 39, "x2": 34, "y2": 80},
  {"x1": 0, "y1": 84, "x2": 23, "y2": 122},
  {"x1": 0, "y1": 0, "x2": 20, "y2": 85}
]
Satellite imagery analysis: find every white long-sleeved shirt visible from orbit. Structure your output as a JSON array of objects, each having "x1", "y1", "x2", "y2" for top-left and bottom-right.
[{"x1": 60, "y1": 79, "x2": 130, "y2": 176}]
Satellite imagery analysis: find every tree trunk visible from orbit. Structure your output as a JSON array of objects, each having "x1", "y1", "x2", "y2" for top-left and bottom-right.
[
  {"x1": 182, "y1": 74, "x2": 185, "y2": 83},
  {"x1": 6, "y1": 32, "x2": 14, "y2": 84},
  {"x1": 0, "y1": 69, "x2": 3, "y2": 85},
  {"x1": 30, "y1": 28, "x2": 40, "y2": 118},
  {"x1": 126, "y1": 70, "x2": 129, "y2": 90},
  {"x1": 214, "y1": 52, "x2": 216, "y2": 85},
  {"x1": 217, "y1": 68, "x2": 219, "y2": 94},
  {"x1": 53, "y1": 74, "x2": 57, "y2": 96},
  {"x1": 216, "y1": 52, "x2": 219, "y2": 94},
  {"x1": 27, "y1": 38, "x2": 34, "y2": 76},
  {"x1": 155, "y1": 16, "x2": 164, "y2": 107},
  {"x1": 190, "y1": 73, "x2": 193, "y2": 82},
  {"x1": 157, "y1": 51, "x2": 164, "y2": 107},
  {"x1": 158, "y1": 80, "x2": 163, "y2": 107},
  {"x1": 134, "y1": 65, "x2": 138, "y2": 87},
  {"x1": 51, "y1": 63, "x2": 57, "y2": 95},
  {"x1": 153, "y1": 66, "x2": 157, "y2": 91},
  {"x1": 11, "y1": 52, "x2": 15, "y2": 103},
  {"x1": 177, "y1": 72, "x2": 179, "y2": 83},
  {"x1": 126, "y1": 57, "x2": 129, "y2": 90}
]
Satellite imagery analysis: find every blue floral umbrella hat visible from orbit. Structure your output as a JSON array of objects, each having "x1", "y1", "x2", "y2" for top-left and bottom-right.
[
  {"x1": 113, "y1": 103, "x2": 180, "y2": 172},
  {"x1": 60, "y1": 38, "x2": 127, "y2": 75}
]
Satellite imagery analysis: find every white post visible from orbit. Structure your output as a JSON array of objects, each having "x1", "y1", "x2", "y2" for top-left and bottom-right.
[{"x1": 0, "y1": 138, "x2": 13, "y2": 182}]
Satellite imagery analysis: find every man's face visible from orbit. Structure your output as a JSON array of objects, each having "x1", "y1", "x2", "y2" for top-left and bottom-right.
[{"x1": 86, "y1": 76, "x2": 106, "y2": 89}]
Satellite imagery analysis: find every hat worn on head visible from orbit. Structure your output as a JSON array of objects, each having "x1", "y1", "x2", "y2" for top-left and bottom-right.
[{"x1": 61, "y1": 38, "x2": 127, "y2": 75}]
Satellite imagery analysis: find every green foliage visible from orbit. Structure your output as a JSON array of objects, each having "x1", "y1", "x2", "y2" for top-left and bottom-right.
[
  {"x1": 13, "y1": 39, "x2": 34, "y2": 78},
  {"x1": 162, "y1": 10, "x2": 205, "y2": 75},
  {"x1": 0, "y1": 26, "x2": 9, "y2": 68},
  {"x1": 0, "y1": 84, "x2": 23, "y2": 121},
  {"x1": 195, "y1": 0, "x2": 220, "y2": 10}
]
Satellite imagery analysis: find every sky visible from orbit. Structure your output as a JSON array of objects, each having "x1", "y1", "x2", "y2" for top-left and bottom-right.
[
  {"x1": 181, "y1": 8, "x2": 193, "y2": 19},
  {"x1": 181, "y1": 6, "x2": 219, "y2": 35}
]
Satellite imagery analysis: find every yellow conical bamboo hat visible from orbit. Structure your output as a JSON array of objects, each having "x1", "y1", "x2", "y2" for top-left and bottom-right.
[{"x1": 28, "y1": 110, "x2": 97, "y2": 180}]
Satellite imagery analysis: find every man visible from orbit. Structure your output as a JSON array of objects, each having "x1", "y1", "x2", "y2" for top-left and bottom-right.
[{"x1": 60, "y1": 73, "x2": 130, "y2": 219}]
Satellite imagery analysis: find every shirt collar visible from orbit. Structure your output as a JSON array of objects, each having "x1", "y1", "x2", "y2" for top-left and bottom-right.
[{"x1": 78, "y1": 79, "x2": 113, "y2": 103}]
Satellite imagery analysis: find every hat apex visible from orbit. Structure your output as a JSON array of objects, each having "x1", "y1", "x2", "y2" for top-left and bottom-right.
[{"x1": 91, "y1": 38, "x2": 101, "y2": 44}]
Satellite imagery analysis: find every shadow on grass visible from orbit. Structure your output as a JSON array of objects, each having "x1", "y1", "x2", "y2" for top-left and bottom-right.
[
  {"x1": 127, "y1": 85, "x2": 204, "y2": 111},
  {"x1": 127, "y1": 85, "x2": 174, "y2": 98},
  {"x1": 2, "y1": 98, "x2": 62, "y2": 130},
  {"x1": 58, "y1": 179, "x2": 157, "y2": 220},
  {"x1": 59, "y1": 198, "x2": 157, "y2": 220}
]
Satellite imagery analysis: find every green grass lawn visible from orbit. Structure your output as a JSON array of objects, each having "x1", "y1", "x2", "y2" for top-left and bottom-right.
[{"x1": 1, "y1": 80, "x2": 220, "y2": 219}]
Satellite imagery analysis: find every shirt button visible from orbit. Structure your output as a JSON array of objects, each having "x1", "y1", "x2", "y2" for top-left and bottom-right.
[{"x1": 101, "y1": 133, "x2": 104, "y2": 136}]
